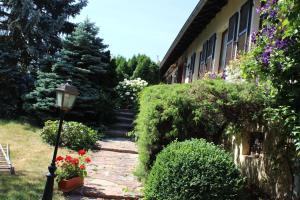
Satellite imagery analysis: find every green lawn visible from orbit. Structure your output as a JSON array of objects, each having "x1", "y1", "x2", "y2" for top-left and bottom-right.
[{"x1": 0, "y1": 120, "x2": 71, "y2": 200}]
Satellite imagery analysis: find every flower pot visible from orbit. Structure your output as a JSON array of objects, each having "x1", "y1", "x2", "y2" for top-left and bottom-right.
[{"x1": 58, "y1": 177, "x2": 84, "y2": 193}]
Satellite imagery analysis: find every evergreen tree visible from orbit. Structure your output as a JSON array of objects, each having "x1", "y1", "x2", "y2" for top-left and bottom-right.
[
  {"x1": 0, "y1": 38, "x2": 24, "y2": 118},
  {"x1": 23, "y1": 56, "x2": 63, "y2": 122},
  {"x1": 0, "y1": 0, "x2": 87, "y2": 70},
  {"x1": 0, "y1": 0, "x2": 86, "y2": 118},
  {"x1": 25, "y1": 19, "x2": 115, "y2": 124},
  {"x1": 114, "y1": 54, "x2": 160, "y2": 84},
  {"x1": 132, "y1": 55, "x2": 159, "y2": 84},
  {"x1": 115, "y1": 56, "x2": 130, "y2": 80}
]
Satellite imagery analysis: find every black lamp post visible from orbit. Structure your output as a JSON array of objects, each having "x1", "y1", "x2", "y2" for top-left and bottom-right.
[{"x1": 42, "y1": 80, "x2": 79, "y2": 200}]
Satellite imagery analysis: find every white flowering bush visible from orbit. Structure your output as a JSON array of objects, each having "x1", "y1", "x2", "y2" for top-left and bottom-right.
[{"x1": 115, "y1": 78, "x2": 148, "y2": 109}]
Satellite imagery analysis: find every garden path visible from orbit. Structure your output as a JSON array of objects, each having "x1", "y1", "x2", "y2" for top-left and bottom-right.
[{"x1": 70, "y1": 110, "x2": 143, "y2": 200}]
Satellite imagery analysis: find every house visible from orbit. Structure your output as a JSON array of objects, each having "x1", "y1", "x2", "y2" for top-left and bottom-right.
[
  {"x1": 160, "y1": 0, "x2": 260, "y2": 83},
  {"x1": 160, "y1": 0, "x2": 300, "y2": 198}
]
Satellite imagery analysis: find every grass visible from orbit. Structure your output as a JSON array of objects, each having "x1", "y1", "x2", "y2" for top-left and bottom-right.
[{"x1": 0, "y1": 120, "x2": 73, "y2": 200}]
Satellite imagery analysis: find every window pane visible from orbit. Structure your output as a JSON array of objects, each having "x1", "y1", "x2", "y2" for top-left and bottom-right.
[
  {"x1": 225, "y1": 42, "x2": 233, "y2": 66},
  {"x1": 219, "y1": 30, "x2": 228, "y2": 73},
  {"x1": 237, "y1": 32, "x2": 248, "y2": 53},
  {"x1": 239, "y1": 2, "x2": 250, "y2": 33},
  {"x1": 228, "y1": 13, "x2": 239, "y2": 42}
]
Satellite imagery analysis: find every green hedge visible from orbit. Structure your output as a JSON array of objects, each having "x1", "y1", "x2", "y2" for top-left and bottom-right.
[
  {"x1": 144, "y1": 139, "x2": 244, "y2": 200},
  {"x1": 41, "y1": 120, "x2": 101, "y2": 150},
  {"x1": 134, "y1": 80, "x2": 268, "y2": 179}
]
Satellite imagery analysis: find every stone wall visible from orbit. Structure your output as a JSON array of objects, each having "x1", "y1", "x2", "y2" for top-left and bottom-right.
[{"x1": 231, "y1": 129, "x2": 295, "y2": 199}]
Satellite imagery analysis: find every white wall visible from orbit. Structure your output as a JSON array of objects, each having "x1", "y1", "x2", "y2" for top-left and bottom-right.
[{"x1": 181, "y1": 0, "x2": 260, "y2": 82}]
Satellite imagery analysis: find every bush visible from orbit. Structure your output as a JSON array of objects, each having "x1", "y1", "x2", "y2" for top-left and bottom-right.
[
  {"x1": 115, "y1": 78, "x2": 148, "y2": 109},
  {"x1": 134, "y1": 79, "x2": 268, "y2": 179},
  {"x1": 41, "y1": 120, "x2": 100, "y2": 150},
  {"x1": 144, "y1": 139, "x2": 244, "y2": 200}
]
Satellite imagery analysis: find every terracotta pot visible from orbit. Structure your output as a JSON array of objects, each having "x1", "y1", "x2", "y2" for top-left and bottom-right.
[{"x1": 58, "y1": 177, "x2": 84, "y2": 193}]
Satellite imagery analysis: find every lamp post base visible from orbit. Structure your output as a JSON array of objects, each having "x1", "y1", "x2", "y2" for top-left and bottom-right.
[
  {"x1": 42, "y1": 111, "x2": 65, "y2": 200},
  {"x1": 42, "y1": 165, "x2": 56, "y2": 200}
]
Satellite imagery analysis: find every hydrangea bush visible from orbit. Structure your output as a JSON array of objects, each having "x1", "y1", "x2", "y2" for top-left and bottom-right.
[{"x1": 115, "y1": 78, "x2": 148, "y2": 109}]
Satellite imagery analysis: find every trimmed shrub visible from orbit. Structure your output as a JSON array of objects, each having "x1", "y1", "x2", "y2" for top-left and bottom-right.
[
  {"x1": 134, "y1": 79, "x2": 268, "y2": 179},
  {"x1": 41, "y1": 120, "x2": 100, "y2": 150},
  {"x1": 145, "y1": 139, "x2": 244, "y2": 200}
]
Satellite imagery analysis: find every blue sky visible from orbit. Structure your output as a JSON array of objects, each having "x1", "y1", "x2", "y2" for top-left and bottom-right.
[{"x1": 73, "y1": 0, "x2": 199, "y2": 62}]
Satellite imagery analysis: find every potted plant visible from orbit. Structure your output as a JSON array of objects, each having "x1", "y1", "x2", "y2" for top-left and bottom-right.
[{"x1": 55, "y1": 149, "x2": 91, "y2": 193}]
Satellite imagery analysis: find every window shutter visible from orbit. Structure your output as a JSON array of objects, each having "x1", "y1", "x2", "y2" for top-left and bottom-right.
[
  {"x1": 228, "y1": 12, "x2": 239, "y2": 43},
  {"x1": 237, "y1": 0, "x2": 253, "y2": 52},
  {"x1": 211, "y1": 33, "x2": 217, "y2": 59},
  {"x1": 202, "y1": 41, "x2": 208, "y2": 64},
  {"x1": 198, "y1": 51, "x2": 202, "y2": 78}
]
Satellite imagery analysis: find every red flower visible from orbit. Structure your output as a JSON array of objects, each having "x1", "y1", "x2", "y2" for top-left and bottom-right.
[
  {"x1": 85, "y1": 157, "x2": 91, "y2": 163},
  {"x1": 65, "y1": 155, "x2": 73, "y2": 162},
  {"x1": 72, "y1": 158, "x2": 79, "y2": 165},
  {"x1": 78, "y1": 149, "x2": 86, "y2": 156},
  {"x1": 79, "y1": 165, "x2": 86, "y2": 170},
  {"x1": 55, "y1": 156, "x2": 64, "y2": 162}
]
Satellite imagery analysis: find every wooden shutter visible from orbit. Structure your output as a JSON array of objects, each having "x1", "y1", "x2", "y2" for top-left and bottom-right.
[
  {"x1": 219, "y1": 29, "x2": 228, "y2": 73},
  {"x1": 198, "y1": 51, "x2": 202, "y2": 78},
  {"x1": 206, "y1": 34, "x2": 217, "y2": 72},
  {"x1": 200, "y1": 42, "x2": 208, "y2": 76},
  {"x1": 189, "y1": 53, "x2": 196, "y2": 82},
  {"x1": 237, "y1": 0, "x2": 253, "y2": 52},
  {"x1": 226, "y1": 12, "x2": 239, "y2": 65}
]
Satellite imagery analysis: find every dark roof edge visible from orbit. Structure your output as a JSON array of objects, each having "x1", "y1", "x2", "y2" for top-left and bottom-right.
[{"x1": 160, "y1": 0, "x2": 208, "y2": 70}]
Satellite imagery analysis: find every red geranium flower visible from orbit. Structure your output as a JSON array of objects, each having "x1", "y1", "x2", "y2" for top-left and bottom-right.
[
  {"x1": 79, "y1": 165, "x2": 86, "y2": 170},
  {"x1": 78, "y1": 149, "x2": 86, "y2": 156},
  {"x1": 72, "y1": 158, "x2": 79, "y2": 165},
  {"x1": 85, "y1": 157, "x2": 91, "y2": 163},
  {"x1": 55, "y1": 156, "x2": 64, "y2": 162},
  {"x1": 65, "y1": 155, "x2": 73, "y2": 162}
]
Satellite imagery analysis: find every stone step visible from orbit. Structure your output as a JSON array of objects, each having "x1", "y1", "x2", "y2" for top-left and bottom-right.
[
  {"x1": 115, "y1": 115, "x2": 134, "y2": 124},
  {"x1": 109, "y1": 123, "x2": 133, "y2": 131},
  {"x1": 96, "y1": 138, "x2": 138, "y2": 154},
  {"x1": 104, "y1": 130, "x2": 128, "y2": 138},
  {"x1": 114, "y1": 111, "x2": 135, "y2": 118}
]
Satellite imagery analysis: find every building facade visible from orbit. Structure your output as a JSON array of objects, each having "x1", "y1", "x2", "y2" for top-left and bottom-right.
[
  {"x1": 160, "y1": 0, "x2": 260, "y2": 83},
  {"x1": 160, "y1": 1, "x2": 300, "y2": 198}
]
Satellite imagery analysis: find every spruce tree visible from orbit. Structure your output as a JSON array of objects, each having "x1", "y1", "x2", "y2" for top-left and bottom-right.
[
  {"x1": 0, "y1": 0, "x2": 87, "y2": 118},
  {"x1": 0, "y1": 0, "x2": 87, "y2": 69},
  {"x1": 25, "y1": 19, "x2": 115, "y2": 124},
  {"x1": 0, "y1": 39, "x2": 24, "y2": 118}
]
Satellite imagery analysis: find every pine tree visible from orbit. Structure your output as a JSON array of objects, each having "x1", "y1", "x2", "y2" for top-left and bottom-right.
[
  {"x1": 0, "y1": 0, "x2": 87, "y2": 69},
  {"x1": 132, "y1": 55, "x2": 160, "y2": 84},
  {"x1": 0, "y1": 38, "x2": 24, "y2": 118},
  {"x1": 25, "y1": 19, "x2": 115, "y2": 124},
  {"x1": 23, "y1": 56, "x2": 63, "y2": 123},
  {"x1": 0, "y1": 0, "x2": 87, "y2": 118}
]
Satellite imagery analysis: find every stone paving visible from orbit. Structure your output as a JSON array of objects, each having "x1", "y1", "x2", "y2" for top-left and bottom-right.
[{"x1": 70, "y1": 139, "x2": 142, "y2": 199}]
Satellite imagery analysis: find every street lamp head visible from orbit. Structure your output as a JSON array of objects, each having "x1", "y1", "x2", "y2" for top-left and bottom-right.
[{"x1": 56, "y1": 80, "x2": 79, "y2": 111}]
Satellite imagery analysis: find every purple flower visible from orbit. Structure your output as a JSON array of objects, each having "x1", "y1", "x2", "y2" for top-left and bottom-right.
[
  {"x1": 269, "y1": 10, "x2": 277, "y2": 18},
  {"x1": 261, "y1": 45, "x2": 273, "y2": 66},
  {"x1": 251, "y1": 31, "x2": 257, "y2": 44},
  {"x1": 275, "y1": 39, "x2": 288, "y2": 49}
]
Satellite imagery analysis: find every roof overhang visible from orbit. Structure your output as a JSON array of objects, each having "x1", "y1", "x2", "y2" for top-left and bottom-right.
[{"x1": 160, "y1": 0, "x2": 228, "y2": 76}]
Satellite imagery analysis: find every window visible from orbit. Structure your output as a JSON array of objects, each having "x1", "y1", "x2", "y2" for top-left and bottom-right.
[
  {"x1": 206, "y1": 33, "x2": 217, "y2": 72},
  {"x1": 237, "y1": 1, "x2": 253, "y2": 52},
  {"x1": 189, "y1": 53, "x2": 196, "y2": 82},
  {"x1": 198, "y1": 51, "x2": 203, "y2": 78},
  {"x1": 242, "y1": 132, "x2": 264, "y2": 157},
  {"x1": 226, "y1": 12, "x2": 239, "y2": 65},
  {"x1": 219, "y1": 29, "x2": 228, "y2": 73},
  {"x1": 199, "y1": 41, "x2": 208, "y2": 76}
]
